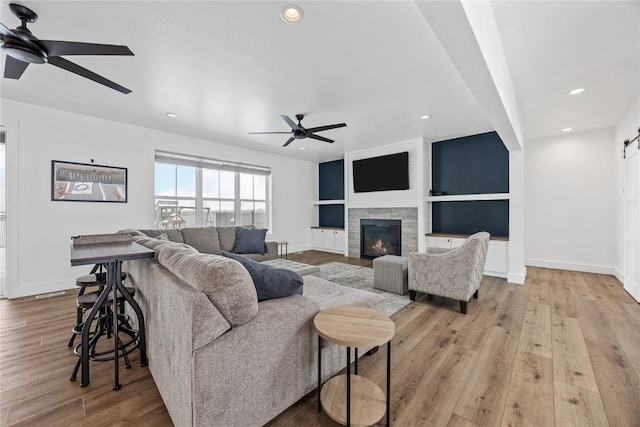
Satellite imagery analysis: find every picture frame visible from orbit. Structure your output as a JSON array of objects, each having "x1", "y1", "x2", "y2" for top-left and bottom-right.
[{"x1": 51, "y1": 160, "x2": 128, "y2": 203}]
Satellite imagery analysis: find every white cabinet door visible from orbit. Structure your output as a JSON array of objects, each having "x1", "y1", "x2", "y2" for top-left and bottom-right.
[
  {"x1": 426, "y1": 236, "x2": 453, "y2": 249},
  {"x1": 312, "y1": 228, "x2": 345, "y2": 253},
  {"x1": 450, "y1": 238, "x2": 465, "y2": 248},
  {"x1": 485, "y1": 241, "x2": 508, "y2": 278},
  {"x1": 311, "y1": 229, "x2": 324, "y2": 249},
  {"x1": 321, "y1": 229, "x2": 335, "y2": 249},
  {"x1": 334, "y1": 230, "x2": 345, "y2": 252}
]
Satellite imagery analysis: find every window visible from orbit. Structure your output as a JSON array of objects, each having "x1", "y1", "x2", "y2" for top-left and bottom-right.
[{"x1": 154, "y1": 151, "x2": 270, "y2": 230}]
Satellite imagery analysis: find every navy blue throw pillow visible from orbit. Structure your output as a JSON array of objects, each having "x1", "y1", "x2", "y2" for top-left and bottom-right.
[
  {"x1": 221, "y1": 251, "x2": 303, "y2": 301},
  {"x1": 233, "y1": 227, "x2": 267, "y2": 255}
]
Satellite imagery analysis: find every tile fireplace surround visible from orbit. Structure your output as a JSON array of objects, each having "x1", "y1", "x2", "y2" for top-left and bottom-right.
[{"x1": 348, "y1": 207, "x2": 418, "y2": 258}]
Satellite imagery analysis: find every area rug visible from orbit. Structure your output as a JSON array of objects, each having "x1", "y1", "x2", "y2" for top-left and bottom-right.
[{"x1": 314, "y1": 262, "x2": 410, "y2": 316}]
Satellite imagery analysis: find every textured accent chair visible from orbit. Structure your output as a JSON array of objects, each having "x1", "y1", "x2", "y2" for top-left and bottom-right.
[{"x1": 408, "y1": 232, "x2": 490, "y2": 314}]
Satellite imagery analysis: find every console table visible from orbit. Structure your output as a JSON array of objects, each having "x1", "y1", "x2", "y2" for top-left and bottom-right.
[
  {"x1": 70, "y1": 236, "x2": 154, "y2": 389},
  {"x1": 314, "y1": 306, "x2": 395, "y2": 426}
]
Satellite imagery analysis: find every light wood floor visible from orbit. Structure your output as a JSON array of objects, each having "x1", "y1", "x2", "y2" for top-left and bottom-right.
[{"x1": 1, "y1": 251, "x2": 639, "y2": 426}]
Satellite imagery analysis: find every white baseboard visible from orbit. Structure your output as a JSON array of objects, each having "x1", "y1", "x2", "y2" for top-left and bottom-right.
[
  {"x1": 484, "y1": 270, "x2": 507, "y2": 279},
  {"x1": 623, "y1": 281, "x2": 640, "y2": 303},
  {"x1": 525, "y1": 258, "x2": 615, "y2": 275},
  {"x1": 507, "y1": 266, "x2": 527, "y2": 285},
  {"x1": 613, "y1": 268, "x2": 624, "y2": 283},
  {"x1": 287, "y1": 244, "x2": 312, "y2": 254},
  {"x1": 12, "y1": 279, "x2": 76, "y2": 299}
]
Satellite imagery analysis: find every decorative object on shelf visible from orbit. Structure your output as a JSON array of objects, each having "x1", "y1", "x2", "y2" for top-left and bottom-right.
[
  {"x1": 51, "y1": 160, "x2": 127, "y2": 202},
  {"x1": 0, "y1": 3, "x2": 134, "y2": 93},
  {"x1": 249, "y1": 114, "x2": 347, "y2": 147}
]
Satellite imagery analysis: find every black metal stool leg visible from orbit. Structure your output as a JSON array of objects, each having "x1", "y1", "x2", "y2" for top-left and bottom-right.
[{"x1": 318, "y1": 335, "x2": 322, "y2": 413}]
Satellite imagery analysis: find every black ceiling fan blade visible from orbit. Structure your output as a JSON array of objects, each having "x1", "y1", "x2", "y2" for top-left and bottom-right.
[
  {"x1": 48, "y1": 56, "x2": 131, "y2": 94},
  {"x1": 39, "y1": 40, "x2": 134, "y2": 57},
  {"x1": 283, "y1": 137, "x2": 295, "y2": 147},
  {"x1": 248, "y1": 131, "x2": 292, "y2": 134},
  {"x1": 4, "y1": 55, "x2": 29, "y2": 79},
  {"x1": 281, "y1": 115, "x2": 299, "y2": 131},
  {"x1": 305, "y1": 123, "x2": 347, "y2": 133},
  {"x1": 308, "y1": 134, "x2": 334, "y2": 143},
  {"x1": 0, "y1": 23, "x2": 18, "y2": 39}
]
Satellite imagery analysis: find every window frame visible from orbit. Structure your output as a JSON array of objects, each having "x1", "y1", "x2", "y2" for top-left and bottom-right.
[{"x1": 153, "y1": 152, "x2": 270, "y2": 230}]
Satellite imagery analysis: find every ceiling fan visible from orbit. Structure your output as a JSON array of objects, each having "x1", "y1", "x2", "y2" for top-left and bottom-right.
[
  {"x1": 0, "y1": 3, "x2": 134, "y2": 94},
  {"x1": 250, "y1": 114, "x2": 347, "y2": 147}
]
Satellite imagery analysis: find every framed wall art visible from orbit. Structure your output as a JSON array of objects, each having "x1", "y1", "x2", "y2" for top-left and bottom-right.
[{"x1": 51, "y1": 160, "x2": 128, "y2": 203}]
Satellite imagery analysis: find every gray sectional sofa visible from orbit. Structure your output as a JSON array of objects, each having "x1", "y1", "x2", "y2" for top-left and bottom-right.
[
  {"x1": 133, "y1": 226, "x2": 278, "y2": 261},
  {"x1": 119, "y1": 227, "x2": 386, "y2": 427}
]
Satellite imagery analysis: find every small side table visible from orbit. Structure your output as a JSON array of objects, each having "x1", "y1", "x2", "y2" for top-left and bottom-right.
[
  {"x1": 276, "y1": 240, "x2": 289, "y2": 259},
  {"x1": 314, "y1": 306, "x2": 395, "y2": 426}
]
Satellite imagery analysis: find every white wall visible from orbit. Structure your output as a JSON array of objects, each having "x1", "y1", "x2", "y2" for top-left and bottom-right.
[
  {"x1": 344, "y1": 139, "x2": 426, "y2": 252},
  {"x1": 2, "y1": 99, "x2": 315, "y2": 298},
  {"x1": 613, "y1": 98, "x2": 640, "y2": 281},
  {"x1": 525, "y1": 127, "x2": 615, "y2": 273},
  {"x1": 346, "y1": 139, "x2": 424, "y2": 208}
]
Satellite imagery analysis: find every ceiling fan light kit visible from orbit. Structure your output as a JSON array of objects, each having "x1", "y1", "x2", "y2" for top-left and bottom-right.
[
  {"x1": 249, "y1": 114, "x2": 347, "y2": 147},
  {"x1": 0, "y1": 3, "x2": 134, "y2": 93}
]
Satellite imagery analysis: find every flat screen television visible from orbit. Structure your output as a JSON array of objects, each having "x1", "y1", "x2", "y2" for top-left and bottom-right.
[{"x1": 352, "y1": 152, "x2": 409, "y2": 193}]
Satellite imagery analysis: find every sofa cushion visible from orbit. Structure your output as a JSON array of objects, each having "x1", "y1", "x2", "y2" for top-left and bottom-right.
[
  {"x1": 216, "y1": 227, "x2": 237, "y2": 252},
  {"x1": 137, "y1": 228, "x2": 184, "y2": 243},
  {"x1": 233, "y1": 227, "x2": 267, "y2": 255},
  {"x1": 222, "y1": 252, "x2": 303, "y2": 301},
  {"x1": 157, "y1": 251, "x2": 258, "y2": 326},
  {"x1": 118, "y1": 229, "x2": 146, "y2": 237},
  {"x1": 181, "y1": 227, "x2": 222, "y2": 255},
  {"x1": 164, "y1": 229, "x2": 185, "y2": 243}
]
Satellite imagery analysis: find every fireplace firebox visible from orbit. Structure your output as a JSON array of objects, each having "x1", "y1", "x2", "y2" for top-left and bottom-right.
[{"x1": 360, "y1": 219, "x2": 402, "y2": 259}]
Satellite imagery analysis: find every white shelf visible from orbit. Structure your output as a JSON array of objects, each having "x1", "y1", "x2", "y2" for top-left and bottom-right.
[
  {"x1": 426, "y1": 193, "x2": 510, "y2": 202},
  {"x1": 312, "y1": 200, "x2": 345, "y2": 205}
]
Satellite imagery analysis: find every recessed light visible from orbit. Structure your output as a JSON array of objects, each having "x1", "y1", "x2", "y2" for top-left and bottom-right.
[
  {"x1": 165, "y1": 112, "x2": 177, "y2": 118},
  {"x1": 568, "y1": 88, "x2": 584, "y2": 95},
  {"x1": 299, "y1": 147, "x2": 306, "y2": 150},
  {"x1": 562, "y1": 127, "x2": 573, "y2": 132},
  {"x1": 281, "y1": 4, "x2": 303, "y2": 23},
  {"x1": 421, "y1": 115, "x2": 431, "y2": 120}
]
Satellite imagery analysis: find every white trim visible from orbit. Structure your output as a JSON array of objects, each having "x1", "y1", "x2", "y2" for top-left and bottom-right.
[
  {"x1": 507, "y1": 266, "x2": 527, "y2": 285},
  {"x1": 426, "y1": 193, "x2": 510, "y2": 202},
  {"x1": 484, "y1": 270, "x2": 507, "y2": 279},
  {"x1": 13, "y1": 279, "x2": 76, "y2": 299},
  {"x1": 623, "y1": 279, "x2": 640, "y2": 303},
  {"x1": 525, "y1": 258, "x2": 615, "y2": 275},
  {"x1": 614, "y1": 267, "x2": 624, "y2": 284},
  {"x1": 286, "y1": 244, "x2": 313, "y2": 254},
  {"x1": 312, "y1": 200, "x2": 345, "y2": 205}
]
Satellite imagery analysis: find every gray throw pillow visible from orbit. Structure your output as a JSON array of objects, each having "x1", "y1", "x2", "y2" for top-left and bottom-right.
[
  {"x1": 233, "y1": 227, "x2": 267, "y2": 255},
  {"x1": 221, "y1": 251, "x2": 303, "y2": 301},
  {"x1": 181, "y1": 227, "x2": 222, "y2": 254}
]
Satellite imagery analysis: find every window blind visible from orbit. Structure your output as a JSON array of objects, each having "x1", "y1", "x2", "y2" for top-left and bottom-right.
[{"x1": 155, "y1": 150, "x2": 271, "y2": 176}]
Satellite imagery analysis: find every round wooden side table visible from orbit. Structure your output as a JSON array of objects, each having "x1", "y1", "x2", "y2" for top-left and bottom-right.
[{"x1": 314, "y1": 306, "x2": 395, "y2": 427}]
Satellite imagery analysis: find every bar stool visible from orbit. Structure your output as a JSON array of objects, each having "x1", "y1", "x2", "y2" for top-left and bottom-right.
[
  {"x1": 69, "y1": 286, "x2": 139, "y2": 382},
  {"x1": 67, "y1": 266, "x2": 127, "y2": 348}
]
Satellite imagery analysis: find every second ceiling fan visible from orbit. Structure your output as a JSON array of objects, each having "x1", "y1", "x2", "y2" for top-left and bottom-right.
[{"x1": 250, "y1": 114, "x2": 347, "y2": 147}]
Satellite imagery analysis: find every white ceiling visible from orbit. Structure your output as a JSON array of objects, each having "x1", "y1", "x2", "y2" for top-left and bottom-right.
[
  {"x1": 1, "y1": 1, "x2": 638, "y2": 161},
  {"x1": 492, "y1": 0, "x2": 639, "y2": 140}
]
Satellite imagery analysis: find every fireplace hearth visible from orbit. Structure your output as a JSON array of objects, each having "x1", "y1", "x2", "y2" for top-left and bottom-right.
[{"x1": 360, "y1": 219, "x2": 402, "y2": 259}]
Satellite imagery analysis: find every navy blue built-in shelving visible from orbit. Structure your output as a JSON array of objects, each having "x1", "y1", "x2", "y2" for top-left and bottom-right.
[
  {"x1": 430, "y1": 132, "x2": 509, "y2": 237},
  {"x1": 318, "y1": 159, "x2": 345, "y2": 228}
]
